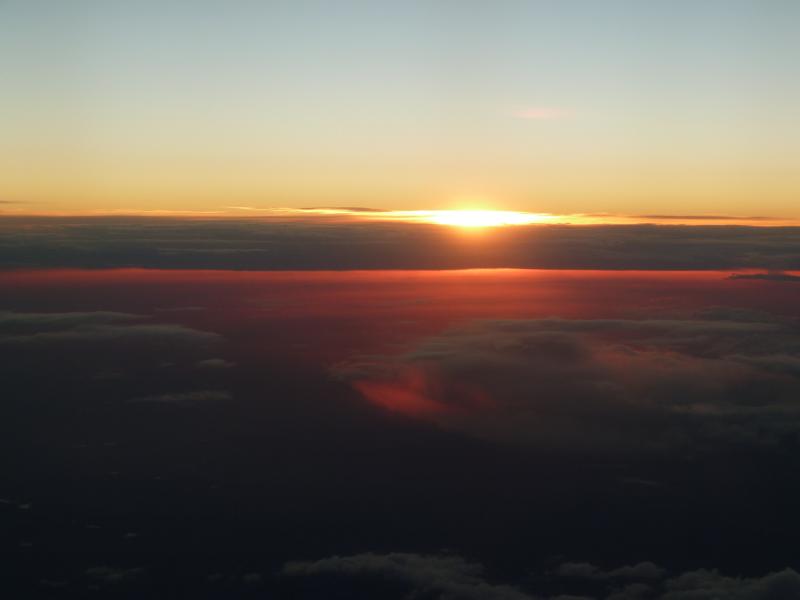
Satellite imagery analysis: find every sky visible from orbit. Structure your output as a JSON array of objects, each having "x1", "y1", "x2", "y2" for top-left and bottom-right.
[{"x1": 1, "y1": 0, "x2": 799, "y2": 216}]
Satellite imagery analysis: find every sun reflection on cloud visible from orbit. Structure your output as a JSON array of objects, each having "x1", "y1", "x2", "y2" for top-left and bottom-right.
[
  {"x1": 278, "y1": 208, "x2": 793, "y2": 227},
  {"x1": 40, "y1": 205, "x2": 795, "y2": 228},
  {"x1": 284, "y1": 207, "x2": 559, "y2": 227}
]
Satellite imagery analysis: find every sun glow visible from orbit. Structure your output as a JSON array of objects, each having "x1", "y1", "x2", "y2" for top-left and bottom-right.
[{"x1": 426, "y1": 210, "x2": 552, "y2": 228}]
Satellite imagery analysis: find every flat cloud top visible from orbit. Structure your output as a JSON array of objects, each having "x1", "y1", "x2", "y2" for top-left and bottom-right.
[{"x1": 1, "y1": 216, "x2": 799, "y2": 270}]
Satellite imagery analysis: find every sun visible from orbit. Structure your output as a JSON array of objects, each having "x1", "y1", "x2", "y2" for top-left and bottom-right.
[{"x1": 426, "y1": 210, "x2": 549, "y2": 228}]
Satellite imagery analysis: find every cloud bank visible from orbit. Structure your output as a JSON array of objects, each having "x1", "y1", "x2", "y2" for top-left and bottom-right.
[
  {"x1": 1, "y1": 216, "x2": 799, "y2": 270},
  {"x1": 335, "y1": 309, "x2": 800, "y2": 453},
  {"x1": 283, "y1": 553, "x2": 800, "y2": 600}
]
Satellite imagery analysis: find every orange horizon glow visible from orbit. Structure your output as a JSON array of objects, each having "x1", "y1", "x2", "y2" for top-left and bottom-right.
[{"x1": 1, "y1": 206, "x2": 797, "y2": 228}]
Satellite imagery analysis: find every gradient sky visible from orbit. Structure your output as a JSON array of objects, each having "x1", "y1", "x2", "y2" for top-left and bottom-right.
[{"x1": 1, "y1": 0, "x2": 798, "y2": 216}]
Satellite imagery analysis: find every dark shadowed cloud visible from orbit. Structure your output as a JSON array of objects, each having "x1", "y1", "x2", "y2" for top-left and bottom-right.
[
  {"x1": 0, "y1": 310, "x2": 143, "y2": 332},
  {"x1": 283, "y1": 553, "x2": 800, "y2": 600},
  {"x1": 556, "y1": 562, "x2": 666, "y2": 581},
  {"x1": 728, "y1": 272, "x2": 800, "y2": 283},
  {"x1": 0, "y1": 310, "x2": 225, "y2": 390},
  {"x1": 283, "y1": 553, "x2": 532, "y2": 600},
  {"x1": 85, "y1": 566, "x2": 145, "y2": 586},
  {"x1": 1, "y1": 216, "x2": 799, "y2": 270},
  {"x1": 127, "y1": 390, "x2": 232, "y2": 405},
  {"x1": 334, "y1": 310, "x2": 800, "y2": 452},
  {"x1": 2, "y1": 270, "x2": 800, "y2": 597}
]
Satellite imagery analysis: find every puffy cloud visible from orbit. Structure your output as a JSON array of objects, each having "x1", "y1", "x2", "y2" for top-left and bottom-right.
[
  {"x1": 0, "y1": 310, "x2": 225, "y2": 384},
  {"x1": 0, "y1": 310, "x2": 142, "y2": 332},
  {"x1": 334, "y1": 312, "x2": 800, "y2": 452},
  {"x1": 196, "y1": 358, "x2": 236, "y2": 369},
  {"x1": 242, "y1": 572, "x2": 262, "y2": 584},
  {"x1": 0, "y1": 310, "x2": 220, "y2": 348},
  {"x1": 283, "y1": 552, "x2": 533, "y2": 600},
  {"x1": 606, "y1": 583, "x2": 652, "y2": 600},
  {"x1": 661, "y1": 568, "x2": 800, "y2": 600},
  {"x1": 283, "y1": 554, "x2": 800, "y2": 600},
  {"x1": 609, "y1": 563, "x2": 667, "y2": 581},
  {"x1": 0, "y1": 322, "x2": 219, "y2": 348},
  {"x1": 85, "y1": 566, "x2": 144, "y2": 585}
]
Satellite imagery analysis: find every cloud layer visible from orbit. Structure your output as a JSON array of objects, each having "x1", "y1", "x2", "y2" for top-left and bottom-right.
[
  {"x1": 283, "y1": 553, "x2": 800, "y2": 600},
  {"x1": 335, "y1": 310, "x2": 800, "y2": 452},
  {"x1": 1, "y1": 216, "x2": 799, "y2": 270}
]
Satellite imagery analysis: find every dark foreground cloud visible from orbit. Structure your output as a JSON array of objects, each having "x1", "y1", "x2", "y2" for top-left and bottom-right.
[
  {"x1": 0, "y1": 310, "x2": 143, "y2": 332},
  {"x1": 283, "y1": 553, "x2": 800, "y2": 600},
  {"x1": 334, "y1": 309, "x2": 800, "y2": 452},
  {"x1": 658, "y1": 568, "x2": 800, "y2": 600},
  {"x1": 556, "y1": 562, "x2": 666, "y2": 581},
  {"x1": 0, "y1": 275, "x2": 798, "y2": 597},
  {"x1": 128, "y1": 390, "x2": 232, "y2": 405},
  {"x1": 0, "y1": 310, "x2": 225, "y2": 384},
  {"x1": 283, "y1": 553, "x2": 532, "y2": 600},
  {"x1": 0, "y1": 310, "x2": 219, "y2": 353},
  {"x1": 728, "y1": 272, "x2": 800, "y2": 282},
  {"x1": 85, "y1": 566, "x2": 145, "y2": 586},
  {"x1": 1, "y1": 216, "x2": 799, "y2": 270},
  {"x1": 0, "y1": 316, "x2": 218, "y2": 348}
]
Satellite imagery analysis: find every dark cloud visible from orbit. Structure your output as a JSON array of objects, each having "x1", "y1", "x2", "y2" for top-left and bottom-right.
[
  {"x1": 283, "y1": 553, "x2": 800, "y2": 600},
  {"x1": 195, "y1": 358, "x2": 236, "y2": 369},
  {"x1": 0, "y1": 321, "x2": 218, "y2": 348},
  {"x1": 556, "y1": 562, "x2": 666, "y2": 581},
  {"x1": 1, "y1": 270, "x2": 799, "y2": 596},
  {"x1": 1, "y1": 216, "x2": 799, "y2": 270},
  {"x1": 0, "y1": 310, "x2": 143, "y2": 333},
  {"x1": 0, "y1": 310, "x2": 219, "y2": 344},
  {"x1": 155, "y1": 305, "x2": 207, "y2": 313},
  {"x1": 609, "y1": 563, "x2": 667, "y2": 581},
  {"x1": 128, "y1": 390, "x2": 232, "y2": 405},
  {"x1": 606, "y1": 583, "x2": 652, "y2": 600},
  {"x1": 85, "y1": 566, "x2": 145, "y2": 586},
  {"x1": 728, "y1": 272, "x2": 800, "y2": 282},
  {"x1": 334, "y1": 312, "x2": 800, "y2": 452},
  {"x1": 0, "y1": 310, "x2": 225, "y2": 389},
  {"x1": 659, "y1": 567, "x2": 800, "y2": 600},
  {"x1": 283, "y1": 553, "x2": 532, "y2": 600}
]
